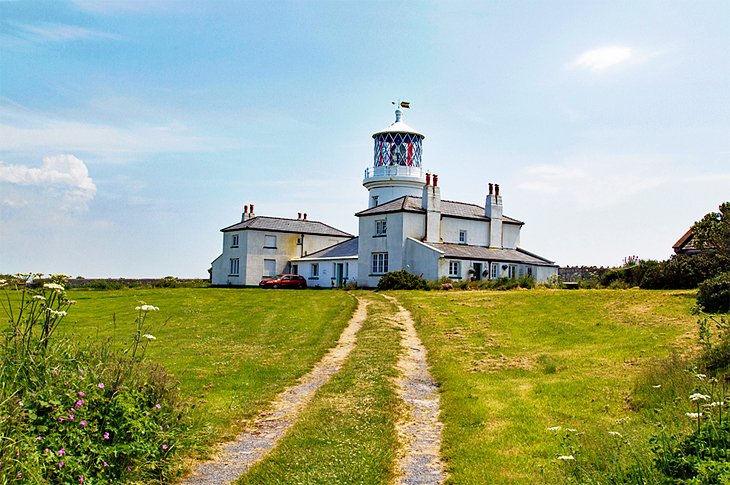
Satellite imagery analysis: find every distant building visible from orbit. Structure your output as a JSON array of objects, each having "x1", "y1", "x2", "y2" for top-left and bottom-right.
[
  {"x1": 211, "y1": 105, "x2": 557, "y2": 287},
  {"x1": 672, "y1": 229, "x2": 700, "y2": 255}
]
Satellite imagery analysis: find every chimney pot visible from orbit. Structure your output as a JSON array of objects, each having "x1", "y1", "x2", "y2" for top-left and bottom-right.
[
  {"x1": 433, "y1": 174, "x2": 438, "y2": 187},
  {"x1": 488, "y1": 183, "x2": 493, "y2": 195},
  {"x1": 426, "y1": 173, "x2": 431, "y2": 186},
  {"x1": 304, "y1": 213, "x2": 307, "y2": 220},
  {"x1": 244, "y1": 204, "x2": 248, "y2": 213},
  {"x1": 250, "y1": 203, "x2": 254, "y2": 214},
  {"x1": 298, "y1": 212, "x2": 302, "y2": 220},
  {"x1": 495, "y1": 184, "x2": 500, "y2": 197}
]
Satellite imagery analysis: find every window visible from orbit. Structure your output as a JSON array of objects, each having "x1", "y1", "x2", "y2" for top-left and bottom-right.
[
  {"x1": 508, "y1": 265, "x2": 517, "y2": 279},
  {"x1": 263, "y1": 259, "x2": 276, "y2": 277},
  {"x1": 371, "y1": 252, "x2": 388, "y2": 274},
  {"x1": 459, "y1": 230, "x2": 467, "y2": 244},
  {"x1": 527, "y1": 267, "x2": 533, "y2": 277},
  {"x1": 310, "y1": 263, "x2": 319, "y2": 278},
  {"x1": 372, "y1": 195, "x2": 379, "y2": 206},
  {"x1": 231, "y1": 234, "x2": 239, "y2": 247},
  {"x1": 229, "y1": 258, "x2": 240, "y2": 276},
  {"x1": 375, "y1": 219, "x2": 387, "y2": 236},
  {"x1": 448, "y1": 261, "x2": 461, "y2": 278},
  {"x1": 264, "y1": 235, "x2": 277, "y2": 248},
  {"x1": 491, "y1": 262, "x2": 499, "y2": 279}
]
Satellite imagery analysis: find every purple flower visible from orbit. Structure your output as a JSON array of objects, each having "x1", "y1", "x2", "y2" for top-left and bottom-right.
[
  {"x1": 59, "y1": 461, "x2": 64, "y2": 468},
  {"x1": 58, "y1": 417, "x2": 65, "y2": 422},
  {"x1": 97, "y1": 382, "x2": 105, "y2": 389},
  {"x1": 80, "y1": 420, "x2": 87, "y2": 427},
  {"x1": 155, "y1": 403, "x2": 161, "y2": 409},
  {"x1": 75, "y1": 400, "x2": 84, "y2": 409},
  {"x1": 162, "y1": 444, "x2": 168, "y2": 450},
  {"x1": 79, "y1": 476, "x2": 84, "y2": 483},
  {"x1": 58, "y1": 448, "x2": 65, "y2": 456},
  {"x1": 103, "y1": 431, "x2": 110, "y2": 440},
  {"x1": 103, "y1": 461, "x2": 109, "y2": 467},
  {"x1": 69, "y1": 415, "x2": 74, "y2": 421},
  {"x1": 78, "y1": 391, "x2": 85, "y2": 397}
]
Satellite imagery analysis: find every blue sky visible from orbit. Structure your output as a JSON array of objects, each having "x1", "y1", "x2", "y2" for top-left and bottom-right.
[{"x1": 1, "y1": 0, "x2": 728, "y2": 278}]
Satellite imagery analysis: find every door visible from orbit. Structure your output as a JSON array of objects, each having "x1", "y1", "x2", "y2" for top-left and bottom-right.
[
  {"x1": 472, "y1": 262, "x2": 483, "y2": 281},
  {"x1": 335, "y1": 263, "x2": 344, "y2": 287}
]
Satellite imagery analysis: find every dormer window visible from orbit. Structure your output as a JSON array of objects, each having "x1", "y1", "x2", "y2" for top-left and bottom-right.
[
  {"x1": 375, "y1": 219, "x2": 387, "y2": 236},
  {"x1": 459, "y1": 230, "x2": 467, "y2": 244}
]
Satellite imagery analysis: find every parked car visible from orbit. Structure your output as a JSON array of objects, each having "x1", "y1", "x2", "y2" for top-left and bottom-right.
[{"x1": 258, "y1": 274, "x2": 307, "y2": 289}]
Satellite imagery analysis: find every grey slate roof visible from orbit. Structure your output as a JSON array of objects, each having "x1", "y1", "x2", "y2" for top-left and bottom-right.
[
  {"x1": 355, "y1": 196, "x2": 523, "y2": 224},
  {"x1": 295, "y1": 237, "x2": 359, "y2": 260},
  {"x1": 422, "y1": 242, "x2": 556, "y2": 266},
  {"x1": 221, "y1": 216, "x2": 354, "y2": 238}
]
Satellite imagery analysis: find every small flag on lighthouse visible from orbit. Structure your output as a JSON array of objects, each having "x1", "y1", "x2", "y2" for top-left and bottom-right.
[{"x1": 400, "y1": 101, "x2": 411, "y2": 108}]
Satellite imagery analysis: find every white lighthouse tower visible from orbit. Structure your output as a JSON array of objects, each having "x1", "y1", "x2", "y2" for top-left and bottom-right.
[{"x1": 363, "y1": 102, "x2": 427, "y2": 208}]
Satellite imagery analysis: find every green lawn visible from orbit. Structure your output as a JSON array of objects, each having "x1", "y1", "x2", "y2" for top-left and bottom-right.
[
  {"x1": 61, "y1": 288, "x2": 357, "y2": 449},
  {"x1": 394, "y1": 288, "x2": 697, "y2": 484}
]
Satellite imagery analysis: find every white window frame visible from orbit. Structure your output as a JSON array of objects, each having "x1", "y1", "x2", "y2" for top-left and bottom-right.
[
  {"x1": 375, "y1": 219, "x2": 387, "y2": 236},
  {"x1": 448, "y1": 260, "x2": 461, "y2": 278},
  {"x1": 508, "y1": 265, "x2": 517, "y2": 279},
  {"x1": 264, "y1": 235, "x2": 277, "y2": 249},
  {"x1": 458, "y1": 230, "x2": 467, "y2": 244},
  {"x1": 491, "y1": 262, "x2": 499, "y2": 279},
  {"x1": 231, "y1": 234, "x2": 239, "y2": 248},
  {"x1": 310, "y1": 263, "x2": 319, "y2": 278},
  {"x1": 229, "y1": 258, "x2": 240, "y2": 276},
  {"x1": 371, "y1": 252, "x2": 388, "y2": 274}
]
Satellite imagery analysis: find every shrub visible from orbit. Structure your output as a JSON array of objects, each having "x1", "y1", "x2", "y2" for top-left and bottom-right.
[
  {"x1": 376, "y1": 270, "x2": 429, "y2": 291},
  {"x1": 641, "y1": 253, "x2": 730, "y2": 289},
  {"x1": 697, "y1": 272, "x2": 730, "y2": 314}
]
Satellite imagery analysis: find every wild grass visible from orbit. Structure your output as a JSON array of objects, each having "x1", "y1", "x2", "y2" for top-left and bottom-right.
[
  {"x1": 61, "y1": 288, "x2": 357, "y2": 453},
  {"x1": 394, "y1": 288, "x2": 697, "y2": 484},
  {"x1": 240, "y1": 292, "x2": 401, "y2": 484}
]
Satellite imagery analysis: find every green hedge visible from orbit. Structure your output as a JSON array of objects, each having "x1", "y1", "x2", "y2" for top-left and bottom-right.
[{"x1": 697, "y1": 272, "x2": 730, "y2": 313}]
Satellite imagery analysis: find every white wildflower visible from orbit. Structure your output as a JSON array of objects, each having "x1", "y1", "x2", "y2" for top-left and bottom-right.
[
  {"x1": 557, "y1": 455, "x2": 575, "y2": 461},
  {"x1": 43, "y1": 283, "x2": 64, "y2": 291},
  {"x1": 47, "y1": 309, "x2": 67, "y2": 317},
  {"x1": 0, "y1": 279, "x2": 7, "y2": 286},
  {"x1": 695, "y1": 373, "x2": 707, "y2": 380},
  {"x1": 142, "y1": 334, "x2": 157, "y2": 341},
  {"x1": 135, "y1": 305, "x2": 159, "y2": 312},
  {"x1": 567, "y1": 428, "x2": 578, "y2": 433},
  {"x1": 652, "y1": 385, "x2": 662, "y2": 389},
  {"x1": 33, "y1": 295, "x2": 47, "y2": 301},
  {"x1": 608, "y1": 431, "x2": 622, "y2": 437},
  {"x1": 709, "y1": 402, "x2": 725, "y2": 408},
  {"x1": 685, "y1": 412, "x2": 703, "y2": 419},
  {"x1": 547, "y1": 426, "x2": 562, "y2": 431},
  {"x1": 689, "y1": 393, "x2": 711, "y2": 402}
]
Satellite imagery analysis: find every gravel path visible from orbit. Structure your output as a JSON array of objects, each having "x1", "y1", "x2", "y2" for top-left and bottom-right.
[
  {"x1": 181, "y1": 297, "x2": 369, "y2": 485},
  {"x1": 382, "y1": 294, "x2": 446, "y2": 485}
]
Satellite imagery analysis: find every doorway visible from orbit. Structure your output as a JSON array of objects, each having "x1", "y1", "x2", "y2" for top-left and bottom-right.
[{"x1": 472, "y1": 262, "x2": 483, "y2": 281}]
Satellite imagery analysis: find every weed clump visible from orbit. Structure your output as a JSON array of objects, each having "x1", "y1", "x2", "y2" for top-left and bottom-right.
[
  {"x1": 376, "y1": 270, "x2": 429, "y2": 291},
  {"x1": 697, "y1": 272, "x2": 730, "y2": 314},
  {"x1": 0, "y1": 274, "x2": 192, "y2": 483}
]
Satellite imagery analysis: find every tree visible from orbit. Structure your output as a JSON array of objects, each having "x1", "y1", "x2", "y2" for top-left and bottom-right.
[{"x1": 691, "y1": 202, "x2": 730, "y2": 256}]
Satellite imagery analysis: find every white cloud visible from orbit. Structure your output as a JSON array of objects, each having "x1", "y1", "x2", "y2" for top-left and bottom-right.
[
  {"x1": 0, "y1": 155, "x2": 96, "y2": 209},
  {"x1": 11, "y1": 22, "x2": 119, "y2": 43},
  {"x1": 569, "y1": 46, "x2": 633, "y2": 72}
]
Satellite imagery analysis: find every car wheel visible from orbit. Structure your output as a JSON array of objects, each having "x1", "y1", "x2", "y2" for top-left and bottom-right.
[{"x1": 272, "y1": 284, "x2": 279, "y2": 289}]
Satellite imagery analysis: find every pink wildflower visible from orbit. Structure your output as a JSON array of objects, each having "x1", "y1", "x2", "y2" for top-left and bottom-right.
[
  {"x1": 69, "y1": 415, "x2": 74, "y2": 420},
  {"x1": 81, "y1": 420, "x2": 87, "y2": 427},
  {"x1": 75, "y1": 400, "x2": 84, "y2": 409},
  {"x1": 59, "y1": 461, "x2": 64, "y2": 468},
  {"x1": 79, "y1": 476, "x2": 84, "y2": 483},
  {"x1": 77, "y1": 391, "x2": 85, "y2": 397},
  {"x1": 103, "y1": 461, "x2": 108, "y2": 467},
  {"x1": 103, "y1": 431, "x2": 110, "y2": 440},
  {"x1": 58, "y1": 417, "x2": 65, "y2": 422},
  {"x1": 44, "y1": 448, "x2": 50, "y2": 453},
  {"x1": 162, "y1": 444, "x2": 168, "y2": 450},
  {"x1": 155, "y1": 403, "x2": 161, "y2": 409},
  {"x1": 97, "y1": 382, "x2": 105, "y2": 389},
  {"x1": 58, "y1": 448, "x2": 65, "y2": 455}
]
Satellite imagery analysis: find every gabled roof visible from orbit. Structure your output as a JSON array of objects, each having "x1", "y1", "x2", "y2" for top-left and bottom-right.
[
  {"x1": 355, "y1": 195, "x2": 523, "y2": 224},
  {"x1": 673, "y1": 229, "x2": 697, "y2": 253},
  {"x1": 421, "y1": 241, "x2": 556, "y2": 266},
  {"x1": 221, "y1": 216, "x2": 354, "y2": 238},
  {"x1": 294, "y1": 237, "x2": 359, "y2": 261}
]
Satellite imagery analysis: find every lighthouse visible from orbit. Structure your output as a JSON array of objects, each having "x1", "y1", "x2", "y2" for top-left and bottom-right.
[{"x1": 363, "y1": 102, "x2": 427, "y2": 208}]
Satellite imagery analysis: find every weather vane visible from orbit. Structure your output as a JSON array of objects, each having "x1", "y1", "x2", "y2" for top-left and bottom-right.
[{"x1": 392, "y1": 100, "x2": 411, "y2": 109}]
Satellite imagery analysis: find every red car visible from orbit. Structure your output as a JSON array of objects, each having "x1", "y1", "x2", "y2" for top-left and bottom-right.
[{"x1": 259, "y1": 274, "x2": 307, "y2": 289}]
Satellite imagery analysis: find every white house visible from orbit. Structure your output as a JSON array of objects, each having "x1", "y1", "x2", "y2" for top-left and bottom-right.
[{"x1": 210, "y1": 105, "x2": 557, "y2": 287}]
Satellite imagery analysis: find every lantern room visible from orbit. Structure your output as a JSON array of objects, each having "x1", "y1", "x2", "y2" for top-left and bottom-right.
[{"x1": 363, "y1": 103, "x2": 428, "y2": 208}]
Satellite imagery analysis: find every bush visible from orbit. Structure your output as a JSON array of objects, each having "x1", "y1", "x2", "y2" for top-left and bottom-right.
[
  {"x1": 641, "y1": 253, "x2": 730, "y2": 289},
  {"x1": 697, "y1": 272, "x2": 730, "y2": 314},
  {"x1": 376, "y1": 270, "x2": 429, "y2": 291}
]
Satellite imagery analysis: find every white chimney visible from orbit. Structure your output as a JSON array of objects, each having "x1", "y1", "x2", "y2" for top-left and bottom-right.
[
  {"x1": 422, "y1": 173, "x2": 441, "y2": 242},
  {"x1": 485, "y1": 183, "x2": 503, "y2": 248},
  {"x1": 242, "y1": 203, "x2": 255, "y2": 222}
]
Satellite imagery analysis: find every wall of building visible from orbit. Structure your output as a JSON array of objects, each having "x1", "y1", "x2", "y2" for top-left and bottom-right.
[
  {"x1": 404, "y1": 238, "x2": 441, "y2": 281},
  {"x1": 502, "y1": 223, "x2": 521, "y2": 249},
  {"x1": 295, "y1": 259, "x2": 358, "y2": 288},
  {"x1": 440, "y1": 217, "x2": 489, "y2": 246}
]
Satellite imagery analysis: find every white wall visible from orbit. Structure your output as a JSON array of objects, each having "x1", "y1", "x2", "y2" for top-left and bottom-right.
[
  {"x1": 404, "y1": 238, "x2": 441, "y2": 281},
  {"x1": 295, "y1": 259, "x2": 358, "y2": 288},
  {"x1": 440, "y1": 217, "x2": 488, "y2": 246},
  {"x1": 502, "y1": 223, "x2": 521, "y2": 249}
]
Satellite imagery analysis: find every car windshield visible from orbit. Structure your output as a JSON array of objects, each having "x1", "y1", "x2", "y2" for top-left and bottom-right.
[{"x1": 276, "y1": 275, "x2": 285, "y2": 278}]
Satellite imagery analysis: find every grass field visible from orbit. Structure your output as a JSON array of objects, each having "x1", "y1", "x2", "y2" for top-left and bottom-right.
[
  {"x1": 394, "y1": 288, "x2": 698, "y2": 483},
  {"x1": 61, "y1": 288, "x2": 357, "y2": 449},
  {"x1": 56, "y1": 287, "x2": 698, "y2": 482}
]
